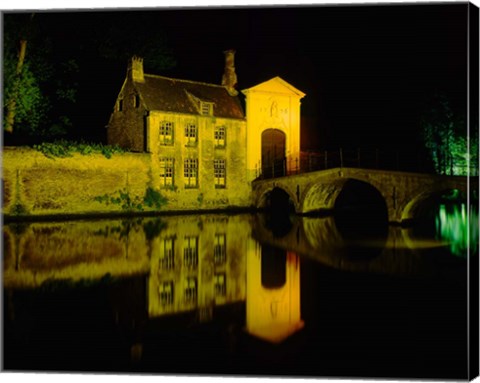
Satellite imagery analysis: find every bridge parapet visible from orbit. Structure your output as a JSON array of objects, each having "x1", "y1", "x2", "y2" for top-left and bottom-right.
[{"x1": 258, "y1": 148, "x2": 433, "y2": 180}]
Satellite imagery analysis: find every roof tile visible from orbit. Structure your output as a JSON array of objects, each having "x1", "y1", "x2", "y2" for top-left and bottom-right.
[{"x1": 136, "y1": 74, "x2": 245, "y2": 119}]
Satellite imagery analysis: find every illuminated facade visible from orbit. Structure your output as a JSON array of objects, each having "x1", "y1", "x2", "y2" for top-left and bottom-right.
[
  {"x1": 106, "y1": 52, "x2": 251, "y2": 209},
  {"x1": 107, "y1": 52, "x2": 305, "y2": 208},
  {"x1": 242, "y1": 77, "x2": 305, "y2": 180}
]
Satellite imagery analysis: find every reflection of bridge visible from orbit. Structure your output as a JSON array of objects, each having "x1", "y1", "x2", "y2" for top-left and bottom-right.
[
  {"x1": 252, "y1": 167, "x2": 471, "y2": 224},
  {"x1": 251, "y1": 214, "x2": 454, "y2": 277}
]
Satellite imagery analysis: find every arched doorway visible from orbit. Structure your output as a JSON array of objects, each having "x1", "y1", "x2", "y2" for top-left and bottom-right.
[{"x1": 261, "y1": 129, "x2": 286, "y2": 178}]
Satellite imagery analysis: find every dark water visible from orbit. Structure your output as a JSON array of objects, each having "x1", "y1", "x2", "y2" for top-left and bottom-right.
[{"x1": 2, "y1": 208, "x2": 475, "y2": 379}]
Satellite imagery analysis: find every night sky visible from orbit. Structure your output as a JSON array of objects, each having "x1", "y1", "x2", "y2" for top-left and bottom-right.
[{"x1": 4, "y1": 2, "x2": 469, "y2": 151}]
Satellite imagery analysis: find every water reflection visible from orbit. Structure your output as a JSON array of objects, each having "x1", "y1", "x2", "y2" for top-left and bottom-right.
[
  {"x1": 246, "y1": 245, "x2": 303, "y2": 343},
  {"x1": 3, "y1": 211, "x2": 470, "y2": 376},
  {"x1": 435, "y1": 203, "x2": 479, "y2": 257},
  {"x1": 3, "y1": 209, "x2": 469, "y2": 346},
  {"x1": 148, "y1": 215, "x2": 248, "y2": 320},
  {"x1": 145, "y1": 214, "x2": 304, "y2": 343},
  {"x1": 3, "y1": 218, "x2": 150, "y2": 288},
  {"x1": 4, "y1": 210, "x2": 467, "y2": 291}
]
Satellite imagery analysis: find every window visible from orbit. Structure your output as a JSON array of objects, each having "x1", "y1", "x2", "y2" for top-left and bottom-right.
[
  {"x1": 214, "y1": 273, "x2": 226, "y2": 297},
  {"x1": 214, "y1": 234, "x2": 226, "y2": 265},
  {"x1": 159, "y1": 121, "x2": 174, "y2": 145},
  {"x1": 159, "y1": 281, "x2": 174, "y2": 306},
  {"x1": 134, "y1": 94, "x2": 140, "y2": 108},
  {"x1": 185, "y1": 277, "x2": 197, "y2": 303},
  {"x1": 185, "y1": 123, "x2": 197, "y2": 146},
  {"x1": 160, "y1": 237, "x2": 175, "y2": 270},
  {"x1": 214, "y1": 126, "x2": 226, "y2": 147},
  {"x1": 159, "y1": 158, "x2": 174, "y2": 187},
  {"x1": 118, "y1": 99, "x2": 123, "y2": 112},
  {"x1": 184, "y1": 236, "x2": 198, "y2": 269},
  {"x1": 201, "y1": 102, "x2": 212, "y2": 116},
  {"x1": 214, "y1": 159, "x2": 226, "y2": 188},
  {"x1": 184, "y1": 158, "x2": 198, "y2": 188}
]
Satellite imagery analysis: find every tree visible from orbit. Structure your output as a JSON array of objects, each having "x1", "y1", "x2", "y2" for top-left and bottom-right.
[
  {"x1": 3, "y1": 12, "x2": 176, "y2": 143},
  {"x1": 3, "y1": 13, "x2": 79, "y2": 140},
  {"x1": 3, "y1": 14, "x2": 48, "y2": 135},
  {"x1": 3, "y1": 41, "x2": 48, "y2": 135},
  {"x1": 421, "y1": 93, "x2": 478, "y2": 176}
]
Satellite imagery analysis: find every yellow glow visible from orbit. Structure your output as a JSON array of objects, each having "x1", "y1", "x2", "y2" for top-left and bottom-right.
[
  {"x1": 2, "y1": 219, "x2": 150, "y2": 288},
  {"x1": 2, "y1": 134, "x2": 251, "y2": 216},
  {"x1": 242, "y1": 77, "x2": 305, "y2": 180},
  {"x1": 246, "y1": 246, "x2": 304, "y2": 344},
  {"x1": 147, "y1": 215, "x2": 249, "y2": 318},
  {"x1": 3, "y1": 78, "x2": 305, "y2": 218}
]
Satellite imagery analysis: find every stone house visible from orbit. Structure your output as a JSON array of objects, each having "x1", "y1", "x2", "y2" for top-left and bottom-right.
[{"x1": 107, "y1": 50, "x2": 305, "y2": 210}]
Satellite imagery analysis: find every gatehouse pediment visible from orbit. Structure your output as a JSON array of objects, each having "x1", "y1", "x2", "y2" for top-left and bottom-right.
[{"x1": 242, "y1": 76, "x2": 306, "y2": 98}]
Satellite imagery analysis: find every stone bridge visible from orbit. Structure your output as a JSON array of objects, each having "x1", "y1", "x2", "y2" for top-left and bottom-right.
[{"x1": 252, "y1": 167, "x2": 472, "y2": 224}]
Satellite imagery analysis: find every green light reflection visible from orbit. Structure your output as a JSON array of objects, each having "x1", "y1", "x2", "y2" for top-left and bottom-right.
[{"x1": 435, "y1": 203, "x2": 479, "y2": 257}]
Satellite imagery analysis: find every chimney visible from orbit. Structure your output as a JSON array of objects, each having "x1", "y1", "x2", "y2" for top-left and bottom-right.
[
  {"x1": 128, "y1": 56, "x2": 145, "y2": 83},
  {"x1": 222, "y1": 49, "x2": 238, "y2": 96}
]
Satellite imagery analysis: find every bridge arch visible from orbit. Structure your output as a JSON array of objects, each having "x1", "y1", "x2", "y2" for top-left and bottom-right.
[
  {"x1": 252, "y1": 167, "x2": 471, "y2": 223},
  {"x1": 331, "y1": 179, "x2": 389, "y2": 257},
  {"x1": 401, "y1": 187, "x2": 468, "y2": 223},
  {"x1": 256, "y1": 186, "x2": 296, "y2": 239},
  {"x1": 301, "y1": 177, "x2": 388, "y2": 219},
  {"x1": 301, "y1": 179, "x2": 347, "y2": 214},
  {"x1": 256, "y1": 185, "x2": 297, "y2": 212},
  {"x1": 334, "y1": 178, "x2": 388, "y2": 213}
]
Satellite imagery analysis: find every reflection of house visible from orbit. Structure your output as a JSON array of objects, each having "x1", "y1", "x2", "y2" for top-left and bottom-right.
[
  {"x1": 107, "y1": 51, "x2": 305, "y2": 209},
  {"x1": 148, "y1": 215, "x2": 304, "y2": 343},
  {"x1": 148, "y1": 215, "x2": 248, "y2": 318}
]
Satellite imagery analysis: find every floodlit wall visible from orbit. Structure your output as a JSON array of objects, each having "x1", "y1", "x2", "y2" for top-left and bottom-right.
[
  {"x1": 2, "y1": 146, "x2": 252, "y2": 218},
  {"x1": 242, "y1": 77, "x2": 305, "y2": 181},
  {"x1": 2, "y1": 147, "x2": 152, "y2": 217},
  {"x1": 107, "y1": 59, "x2": 146, "y2": 152},
  {"x1": 146, "y1": 111, "x2": 251, "y2": 210}
]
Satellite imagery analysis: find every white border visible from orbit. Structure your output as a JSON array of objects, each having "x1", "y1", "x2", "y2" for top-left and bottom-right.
[{"x1": 0, "y1": 0, "x2": 477, "y2": 12}]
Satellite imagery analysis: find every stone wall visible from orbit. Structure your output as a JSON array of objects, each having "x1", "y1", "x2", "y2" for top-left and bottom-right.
[
  {"x1": 146, "y1": 111, "x2": 251, "y2": 210},
  {"x1": 107, "y1": 76, "x2": 147, "y2": 152},
  {"x1": 2, "y1": 147, "x2": 252, "y2": 218}
]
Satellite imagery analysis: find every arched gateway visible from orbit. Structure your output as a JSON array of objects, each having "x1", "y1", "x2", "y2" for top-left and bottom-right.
[{"x1": 242, "y1": 77, "x2": 305, "y2": 181}]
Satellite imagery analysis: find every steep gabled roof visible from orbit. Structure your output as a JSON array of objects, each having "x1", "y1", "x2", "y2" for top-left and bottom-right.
[{"x1": 135, "y1": 74, "x2": 245, "y2": 119}]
